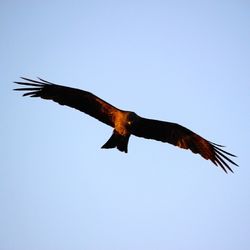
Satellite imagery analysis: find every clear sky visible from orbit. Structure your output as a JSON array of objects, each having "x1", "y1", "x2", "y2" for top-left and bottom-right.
[{"x1": 1, "y1": 0, "x2": 250, "y2": 249}]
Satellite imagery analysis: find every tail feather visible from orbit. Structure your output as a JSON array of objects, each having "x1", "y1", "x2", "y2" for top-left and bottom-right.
[{"x1": 101, "y1": 130, "x2": 130, "y2": 153}]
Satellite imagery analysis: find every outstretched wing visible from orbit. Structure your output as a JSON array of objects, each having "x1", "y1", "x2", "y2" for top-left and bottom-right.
[
  {"x1": 131, "y1": 117, "x2": 238, "y2": 173},
  {"x1": 14, "y1": 77, "x2": 120, "y2": 127}
]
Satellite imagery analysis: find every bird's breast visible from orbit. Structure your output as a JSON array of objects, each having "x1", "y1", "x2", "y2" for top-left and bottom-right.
[{"x1": 113, "y1": 111, "x2": 131, "y2": 136}]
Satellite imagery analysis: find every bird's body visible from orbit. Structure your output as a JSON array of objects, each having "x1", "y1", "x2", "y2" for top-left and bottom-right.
[{"x1": 14, "y1": 77, "x2": 238, "y2": 173}]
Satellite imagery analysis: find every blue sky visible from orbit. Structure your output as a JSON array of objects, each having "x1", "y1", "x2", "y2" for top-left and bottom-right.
[{"x1": 1, "y1": 0, "x2": 250, "y2": 249}]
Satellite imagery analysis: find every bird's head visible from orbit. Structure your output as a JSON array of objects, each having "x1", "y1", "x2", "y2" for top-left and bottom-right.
[{"x1": 126, "y1": 112, "x2": 140, "y2": 128}]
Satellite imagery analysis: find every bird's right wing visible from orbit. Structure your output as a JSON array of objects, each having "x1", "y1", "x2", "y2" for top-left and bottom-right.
[{"x1": 14, "y1": 77, "x2": 120, "y2": 127}]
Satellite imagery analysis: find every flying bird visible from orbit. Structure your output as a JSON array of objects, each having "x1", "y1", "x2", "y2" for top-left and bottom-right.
[{"x1": 14, "y1": 77, "x2": 238, "y2": 173}]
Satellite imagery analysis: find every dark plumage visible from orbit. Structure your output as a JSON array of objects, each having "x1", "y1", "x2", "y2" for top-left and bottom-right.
[{"x1": 14, "y1": 77, "x2": 238, "y2": 173}]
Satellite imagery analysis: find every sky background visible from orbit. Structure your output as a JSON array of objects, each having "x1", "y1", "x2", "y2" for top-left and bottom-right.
[{"x1": 1, "y1": 0, "x2": 250, "y2": 249}]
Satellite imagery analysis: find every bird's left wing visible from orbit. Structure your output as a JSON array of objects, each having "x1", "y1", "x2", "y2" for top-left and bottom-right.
[
  {"x1": 14, "y1": 77, "x2": 120, "y2": 127},
  {"x1": 131, "y1": 117, "x2": 238, "y2": 173}
]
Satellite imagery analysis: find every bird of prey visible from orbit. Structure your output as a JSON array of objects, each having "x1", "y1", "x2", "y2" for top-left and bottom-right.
[{"x1": 14, "y1": 77, "x2": 238, "y2": 173}]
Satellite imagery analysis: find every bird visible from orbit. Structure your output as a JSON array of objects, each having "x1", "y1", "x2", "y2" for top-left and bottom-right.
[{"x1": 14, "y1": 77, "x2": 238, "y2": 173}]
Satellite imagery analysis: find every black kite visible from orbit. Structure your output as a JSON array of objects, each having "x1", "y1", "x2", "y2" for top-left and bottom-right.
[{"x1": 14, "y1": 77, "x2": 238, "y2": 173}]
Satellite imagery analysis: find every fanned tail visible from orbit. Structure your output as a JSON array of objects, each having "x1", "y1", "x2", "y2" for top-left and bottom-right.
[{"x1": 101, "y1": 130, "x2": 130, "y2": 153}]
